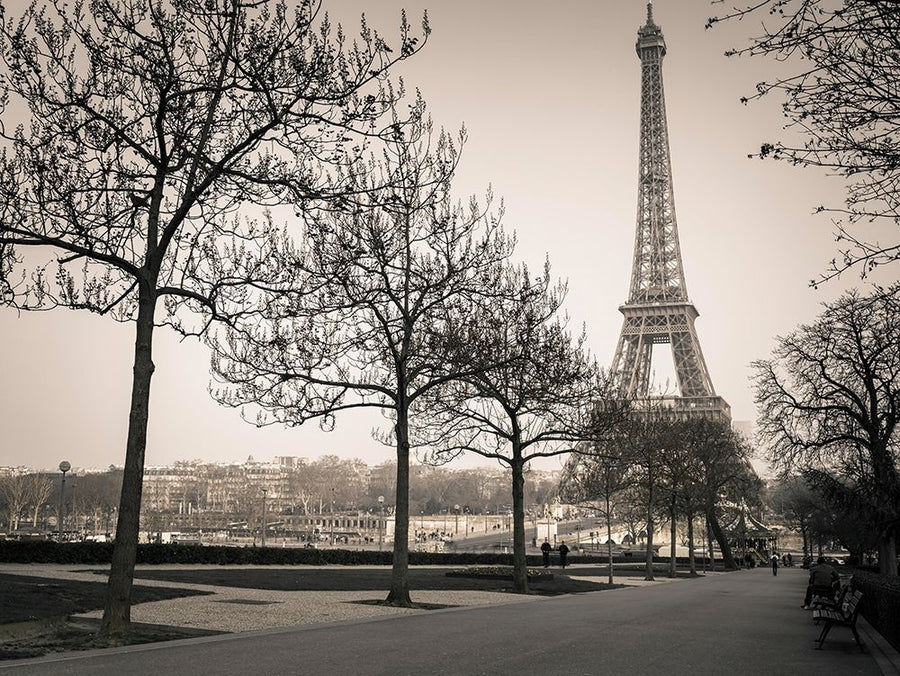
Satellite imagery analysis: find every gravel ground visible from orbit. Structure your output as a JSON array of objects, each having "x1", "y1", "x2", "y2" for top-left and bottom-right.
[{"x1": 1, "y1": 563, "x2": 683, "y2": 634}]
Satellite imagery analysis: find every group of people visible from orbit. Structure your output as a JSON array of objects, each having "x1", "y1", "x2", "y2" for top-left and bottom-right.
[{"x1": 540, "y1": 539, "x2": 570, "y2": 568}]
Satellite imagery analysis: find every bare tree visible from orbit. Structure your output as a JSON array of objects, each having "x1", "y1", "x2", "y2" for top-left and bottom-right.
[
  {"x1": 0, "y1": 0, "x2": 426, "y2": 635},
  {"x1": 560, "y1": 447, "x2": 631, "y2": 584},
  {"x1": 772, "y1": 473, "x2": 818, "y2": 558},
  {"x1": 622, "y1": 416, "x2": 678, "y2": 581},
  {"x1": 210, "y1": 104, "x2": 515, "y2": 607},
  {"x1": 656, "y1": 426, "x2": 698, "y2": 579},
  {"x1": 617, "y1": 486, "x2": 649, "y2": 550},
  {"x1": 709, "y1": 0, "x2": 900, "y2": 282},
  {"x1": 680, "y1": 417, "x2": 757, "y2": 573},
  {"x1": 24, "y1": 474, "x2": 54, "y2": 528},
  {"x1": 753, "y1": 284, "x2": 900, "y2": 574},
  {"x1": 798, "y1": 469, "x2": 880, "y2": 564},
  {"x1": 419, "y1": 262, "x2": 626, "y2": 593},
  {"x1": 0, "y1": 474, "x2": 28, "y2": 531}
]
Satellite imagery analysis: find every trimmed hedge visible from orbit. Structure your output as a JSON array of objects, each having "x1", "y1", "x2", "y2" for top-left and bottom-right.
[
  {"x1": 0, "y1": 540, "x2": 712, "y2": 568},
  {"x1": 851, "y1": 570, "x2": 900, "y2": 651},
  {"x1": 0, "y1": 540, "x2": 115, "y2": 564}
]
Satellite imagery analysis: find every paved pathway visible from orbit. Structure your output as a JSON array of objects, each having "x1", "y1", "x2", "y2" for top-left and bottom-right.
[{"x1": 2, "y1": 566, "x2": 898, "y2": 675}]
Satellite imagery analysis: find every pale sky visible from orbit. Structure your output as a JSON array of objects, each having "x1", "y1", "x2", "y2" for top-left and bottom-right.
[{"x1": 1, "y1": 1, "x2": 894, "y2": 474}]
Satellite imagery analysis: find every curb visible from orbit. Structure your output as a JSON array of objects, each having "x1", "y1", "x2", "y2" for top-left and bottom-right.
[{"x1": 858, "y1": 615, "x2": 900, "y2": 675}]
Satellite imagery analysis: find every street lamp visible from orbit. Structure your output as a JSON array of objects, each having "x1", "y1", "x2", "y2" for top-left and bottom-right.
[
  {"x1": 454, "y1": 504, "x2": 459, "y2": 537},
  {"x1": 261, "y1": 487, "x2": 268, "y2": 548},
  {"x1": 330, "y1": 487, "x2": 335, "y2": 546},
  {"x1": 377, "y1": 495, "x2": 385, "y2": 551},
  {"x1": 58, "y1": 461, "x2": 70, "y2": 541}
]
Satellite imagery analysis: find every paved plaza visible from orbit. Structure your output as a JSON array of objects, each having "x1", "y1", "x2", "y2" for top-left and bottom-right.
[{"x1": 1, "y1": 564, "x2": 898, "y2": 675}]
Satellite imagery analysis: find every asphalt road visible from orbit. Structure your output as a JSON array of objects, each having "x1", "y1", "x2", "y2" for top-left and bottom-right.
[{"x1": 3, "y1": 567, "x2": 885, "y2": 675}]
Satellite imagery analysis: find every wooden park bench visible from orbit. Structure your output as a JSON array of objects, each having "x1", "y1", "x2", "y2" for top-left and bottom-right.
[
  {"x1": 812, "y1": 589, "x2": 864, "y2": 651},
  {"x1": 811, "y1": 580, "x2": 851, "y2": 615}
]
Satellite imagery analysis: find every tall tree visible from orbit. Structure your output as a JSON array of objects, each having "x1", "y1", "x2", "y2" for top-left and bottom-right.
[
  {"x1": 0, "y1": 0, "x2": 425, "y2": 635},
  {"x1": 709, "y1": 0, "x2": 900, "y2": 281},
  {"x1": 686, "y1": 417, "x2": 754, "y2": 572},
  {"x1": 419, "y1": 262, "x2": 626, "y2": 593},
  {"x1": 616, "y1": 414, "x2": 674, "y2": 581},
  {"x1": 210, "y1": 104, "x2": 515, "y2": 606},
  {"x1": 1, "y1": 0, "x2": 424, "y2": 632},
  {"x1": 753, "y1": 284, "x2": 900, "y2": 574}
]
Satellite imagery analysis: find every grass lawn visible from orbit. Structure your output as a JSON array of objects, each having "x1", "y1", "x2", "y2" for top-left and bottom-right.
[{"x1": 117, "y1": 565, "x2": 621, "y2": 595}]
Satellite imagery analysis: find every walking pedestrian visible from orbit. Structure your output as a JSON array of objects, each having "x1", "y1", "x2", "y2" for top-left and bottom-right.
[
  {"x1": 771, "y1": 552, "x2": 779, "y2": 576},
  {"x1": 558, "y1": 541, "x2": 570, "y2": 569},
  {"x1": 541, "y1": 539, "x2": 552, "y2": 568}
]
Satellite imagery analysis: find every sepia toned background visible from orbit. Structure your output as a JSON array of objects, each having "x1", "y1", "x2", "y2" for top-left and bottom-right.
[{"x1": 1, "y1": 1, "x2": 894, "y2": 472}]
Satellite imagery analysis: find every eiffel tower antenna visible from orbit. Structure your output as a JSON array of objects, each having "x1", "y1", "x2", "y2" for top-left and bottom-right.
[{"x1": 611, "y1": 3, "x2": 731, "y2": 420}]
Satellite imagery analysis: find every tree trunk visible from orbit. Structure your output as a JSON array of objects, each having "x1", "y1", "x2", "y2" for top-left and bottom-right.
[
  {"x1": 101, "y1": 287, "x2": 156, "y2": 638},
  {"x1": 385, "y1": 402, "x2": 412, "y2": 607},
  {"x1": 668, "y1": 498, "x2": 677, "y2": 578},
  {"x1": 707, "y1": 521, "x2": 715, "y2": 572},
  {"x1": 879, "y1": 530, "x2": 898, "y2": 577},
  {"x1": 707, "y1": 509, "x2": 736, "y2": 570},
  {"x1": 645, "y1": 474, "x2": 655, "y2": 581},
  {"x1": 510, "y1": 454, "x2": 528, "y2": 593},
  {"x1": 687, "y1": 514, "x2": 697, "y2": 576},
  {"x1": 605, "y1": 493, "x2": 614, "y2": 585}
]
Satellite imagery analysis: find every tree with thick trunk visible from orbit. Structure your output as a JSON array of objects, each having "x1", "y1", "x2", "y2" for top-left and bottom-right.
[
  {"x1": 753, "y1": 285, "x2": 900, "y2": 575},
  {"x1": 0, "y1": 0, "x2": 425, "y2": 636},
  {"x1": 685, "y1": 417, "x2": 755, "y2": 572}
]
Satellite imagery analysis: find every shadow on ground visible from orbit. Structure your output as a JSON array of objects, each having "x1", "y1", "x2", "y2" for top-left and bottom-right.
[
  {"x1": 0, "y1": 574, "x2": 219, "y2": 661},
  {"x1": 0, "y1": 565, "x2": 640, "y2": 660}
]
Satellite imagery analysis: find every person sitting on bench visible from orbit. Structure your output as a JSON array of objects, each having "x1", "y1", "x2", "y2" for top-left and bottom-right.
[{"x1": 802, "y1": 556, "x2": 840, "y2": 609}]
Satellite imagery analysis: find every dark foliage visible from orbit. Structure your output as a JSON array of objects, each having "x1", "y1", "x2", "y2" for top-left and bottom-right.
[{"x1": 852, "y1": 570, "x2": 900, "y2": 651}]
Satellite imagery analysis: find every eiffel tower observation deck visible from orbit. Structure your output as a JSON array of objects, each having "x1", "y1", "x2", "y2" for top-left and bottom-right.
[{"x1": 610, "y1": 2, "x2": 730, "y2": 421}]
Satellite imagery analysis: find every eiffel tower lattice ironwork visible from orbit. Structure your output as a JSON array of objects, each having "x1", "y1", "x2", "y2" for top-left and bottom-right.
[{"x1": 610, "y1": 3, "x2": 730, "y2": 420}]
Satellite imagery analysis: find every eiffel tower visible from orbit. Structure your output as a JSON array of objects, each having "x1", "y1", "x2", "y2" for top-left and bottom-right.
[{"x1": 610, "y1": 3, "x2": 730, "y2": 420}]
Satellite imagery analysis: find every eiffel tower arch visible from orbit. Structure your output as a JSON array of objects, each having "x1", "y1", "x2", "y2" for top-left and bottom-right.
[{"x1": 610, "y1": 3, "x2": 730, "y2": 421}]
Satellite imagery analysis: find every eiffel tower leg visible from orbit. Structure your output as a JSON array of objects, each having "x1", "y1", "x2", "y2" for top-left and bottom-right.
[
  {"x1": 670, "y1": 325, "x2": 715, "y2": 398},
  {"x1": 612, "y1": 326, "x2": 654, "y2": 398}
]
